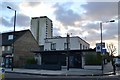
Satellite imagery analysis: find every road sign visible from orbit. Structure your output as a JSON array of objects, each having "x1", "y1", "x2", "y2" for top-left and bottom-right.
[
  {"x1": 96, "y1": 43, "x2": 105, "y2": 52},
  {"x1": 1, "y1": 68, "x2": 4, "y2": 73},
  {"x1": 102, "y1": 49, "x2": 107, "y2": 54}
]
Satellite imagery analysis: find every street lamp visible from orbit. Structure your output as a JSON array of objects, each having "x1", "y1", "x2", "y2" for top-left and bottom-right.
[
  {"x1": 7, "y1": 6, "x2": 16, "y2": 71},
  {"x1": 100, "y1": 20, "x2": 115, "y2": 75}
]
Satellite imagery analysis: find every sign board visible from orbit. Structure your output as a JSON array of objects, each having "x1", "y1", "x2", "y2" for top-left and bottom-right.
[
  {"x1": 96, "y1": 43, "x2": 105, "y2": 52},
  {"x1": 102, "y1": 49, "x2": 107, "y2": 54},
  {"x1": 1, "y1": 68, "x2": 5, "y2": 73}
]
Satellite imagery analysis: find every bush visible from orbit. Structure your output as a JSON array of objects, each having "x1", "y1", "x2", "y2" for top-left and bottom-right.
[
  {"x1": 85, "y1": 53, "x2": 102, "y2": 65},
  {"x1": 26, "y1": 58, "x2": 37, "y2": 64}
]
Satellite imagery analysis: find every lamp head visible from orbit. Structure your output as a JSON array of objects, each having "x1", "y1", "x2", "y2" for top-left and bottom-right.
[
  {"x1": 7, "y1": 6, "x2": 12, "y2": 9},
  {"x1": 109, "y1": 20, "x2": 115, "y2": 22}
]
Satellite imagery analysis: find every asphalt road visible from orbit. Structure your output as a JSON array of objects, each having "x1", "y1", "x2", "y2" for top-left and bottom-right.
[{"x1": 4, "y1": 73, "x2": 120, "y2": 80}]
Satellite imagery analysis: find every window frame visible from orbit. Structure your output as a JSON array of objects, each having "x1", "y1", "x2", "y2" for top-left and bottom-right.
[
  {"x1": 8, "y1": 35, "x2": 13, "y2": 40},
  {"x1": 51, "y1": 43, "x2": 56, "y2": 50}
]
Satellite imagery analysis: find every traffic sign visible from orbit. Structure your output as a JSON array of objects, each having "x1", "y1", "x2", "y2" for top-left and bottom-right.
[
  {"x1": 96, "y1": 43, "x2": 105, "y2": 52},
  {"x1": 102, "y1": 49, "x2": 107, "y2": 54},
  {"x1": 1, "y1": 68, "x2": 4, "y2": 73}
]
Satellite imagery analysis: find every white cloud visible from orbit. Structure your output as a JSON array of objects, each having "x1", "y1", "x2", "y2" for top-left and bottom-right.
[
  {"x1": 1, "y1": 0, "x2": 119, "y2": 55},
  {"x1": 19, "y1": 2, "x2": 55, "y2": 17}
]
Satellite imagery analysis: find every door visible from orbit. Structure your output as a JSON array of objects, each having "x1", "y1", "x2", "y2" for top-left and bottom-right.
[{"x1": 5, "y1": 57, "x2": 13, "y2": 68}]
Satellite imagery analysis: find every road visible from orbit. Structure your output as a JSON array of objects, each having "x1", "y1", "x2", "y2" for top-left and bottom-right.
[{"x1": 4, "y1": 73, "x2": 120, "y2": 80}]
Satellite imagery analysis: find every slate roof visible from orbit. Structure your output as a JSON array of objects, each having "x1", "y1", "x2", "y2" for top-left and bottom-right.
[{"x1": 1, "y1": 29, "x2": 29, "y2": 46}]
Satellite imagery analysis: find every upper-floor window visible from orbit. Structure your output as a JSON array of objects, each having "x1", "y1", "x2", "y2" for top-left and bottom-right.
[
  {"x1": 83, "y1": 45, "x2": 84, "y2": 50},
  {"x1": 51, "y1": 43, "x2": 56, "y2": 50},
  {"x1": 2, "y1": 46, "x2": 5, "y2": 51},
  {"x1": 7, "y1": 46, "x2": 11, "y2": 51},
  {"x1": 80, "y1": 44, "x2": 82, "y2": 50},
  {"x1": 64, "y1": 43, "x2": 70, "y2": 50},
  {"x1": 64, "y1": 43, "x2": 67, "y2": 50},
  {"x1": 8, "y1": 35, "x2": 13, "y2": 40}
]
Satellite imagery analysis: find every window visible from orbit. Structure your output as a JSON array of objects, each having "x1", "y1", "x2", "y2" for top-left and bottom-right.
[
  {"x1": 7, "y1": 46, "x2": 11, "y2": 51},
  {"x1": 80, "y1": 44, "x2": 82, "y2": 50},
  {"x1": 64, "y1": 43, "x2": 70, "y2": 50},
  {"x1": 51, "y1": 43, "x2": 56, "y2": 50},
  {"x1": 2, "y1": 46, "x2": 5, "y2": 51},
  {"x1": 8, "y1": 35, "x2": 13, "y2": 40},
  {"x1": 83, "y1": 45, "x2": 84, "y2": 50},
  {"x1": 64, "y1": 43, "x2": 67, "y2": 50}
]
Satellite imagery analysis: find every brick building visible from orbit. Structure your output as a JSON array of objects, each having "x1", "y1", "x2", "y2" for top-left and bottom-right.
[{"x1": 1, "y1": 30, "x2": 39, "y2": 68}]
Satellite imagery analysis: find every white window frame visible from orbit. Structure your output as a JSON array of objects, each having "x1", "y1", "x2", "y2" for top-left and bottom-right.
[
  {"x1": 64, "y1": 43, "x2": 67, "y2": 50},
  {"x1": 2, "y1": 46, "x2": 5, "y2": 51},
  {"x1": 7, "y1": 46, "x2": 11, "y2": 51},
  {"x1": 8, "y1": 35, "x2": 13, "y2": 40},
  {"x1": 80, "y1": 43, "x2": 82, "y2": 50},
  {"x1": 51, "y1": 43, "x2": 56, "y2": 50}
]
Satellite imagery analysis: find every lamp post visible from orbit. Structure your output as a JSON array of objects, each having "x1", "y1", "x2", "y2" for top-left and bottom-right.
[
  {"x1": 7, "y1": 6, "x2": 16, "y2": 71},
  {"x1": 100, "y1": 20, "x2": 115, "y2": 75}
]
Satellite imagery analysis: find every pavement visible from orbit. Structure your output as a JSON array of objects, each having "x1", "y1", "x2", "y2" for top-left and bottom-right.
[{"x1": 5, "y1": 62, "x2": 119, "y2": 76}]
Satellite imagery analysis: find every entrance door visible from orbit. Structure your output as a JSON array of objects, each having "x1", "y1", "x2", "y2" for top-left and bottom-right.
[
  {"x1": 5, "y1": 57, "x2": 13, "y2": 68},
  {"x1": 74, "y1": 54, "x2": 82, "y2": 68},
  {"x1": 69, "y1": 56, "x2": 74, "y2": 68}
]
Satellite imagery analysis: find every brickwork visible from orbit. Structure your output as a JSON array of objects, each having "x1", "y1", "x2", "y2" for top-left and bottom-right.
[{"x1": 14, "y1": 30, "x2": 39, "y2": 67}]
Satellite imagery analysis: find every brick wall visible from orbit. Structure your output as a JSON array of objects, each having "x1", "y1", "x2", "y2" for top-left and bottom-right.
[{"x1": 14, "y1": 31, "x2": 39, "y2": 67}]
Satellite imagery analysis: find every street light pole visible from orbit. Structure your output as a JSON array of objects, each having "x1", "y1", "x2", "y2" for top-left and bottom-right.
[
  {"x1": 7, "y1": 6, "x2": 16, "y2": 71},
  {"x1": 100, "y1": 22, "x2": 104, "y2": 75},
  {"x1": 100, "y1": 20, "x2": 115, "y2": 75}
]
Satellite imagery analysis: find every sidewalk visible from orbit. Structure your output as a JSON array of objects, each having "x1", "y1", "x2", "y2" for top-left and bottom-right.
[{"x1": 5, "y1": 63, "x2": 115, "y2": 76}]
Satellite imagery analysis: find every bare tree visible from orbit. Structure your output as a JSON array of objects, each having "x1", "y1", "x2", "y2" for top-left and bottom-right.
[
  {"x1": 107, "y1": 43, "x2": 116, "y2": 56},
  {"x1": 107, "y1": 43, "x2": 117, "y2": 74}
]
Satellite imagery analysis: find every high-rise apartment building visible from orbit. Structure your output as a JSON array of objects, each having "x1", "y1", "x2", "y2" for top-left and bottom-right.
[{"x1": 30, "y1": 16, "x2": 53, "y2": 46}]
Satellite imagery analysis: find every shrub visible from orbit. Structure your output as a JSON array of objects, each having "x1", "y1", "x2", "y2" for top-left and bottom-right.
[
  {"x1": 26, "y1": 58, "x2": 37, "y2": 64},
  {"x1": 85, "y1": 53, "x2": 102, "y2": 65}
]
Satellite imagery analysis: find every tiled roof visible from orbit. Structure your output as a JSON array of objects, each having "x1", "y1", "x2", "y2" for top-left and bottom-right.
[{"x1": 1, "y1": 29, "x2": 29, "y2": 46}]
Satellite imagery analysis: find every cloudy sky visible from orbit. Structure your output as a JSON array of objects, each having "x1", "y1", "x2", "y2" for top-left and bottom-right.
[{"x1": 0, "y1": 0, "x2": 119, "y2": 55}]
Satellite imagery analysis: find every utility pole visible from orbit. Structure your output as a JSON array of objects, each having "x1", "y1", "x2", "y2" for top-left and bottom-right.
[{"x1": 66, "y1": 33, "x2": 70, "y2": 70}]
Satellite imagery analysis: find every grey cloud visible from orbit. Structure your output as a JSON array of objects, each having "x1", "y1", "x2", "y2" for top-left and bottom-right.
[
  {"x1": 53, "y1": 3, "x2": 82, "y2": 27},
  {"x1": 81, "y1": 2, "x2": 118, "y2": 21},
  {"x1": 79, "y1": 22, "x2": 100, "y2": 41},
  {"x1": 26, "y1": 2, "x2": 41, "y2": 7},
  {"x1": 2, "y1": 2, "x2": 20, "y2": 11},
  {"x1": 82, "y1": 22, "x2": 99, "y2": 30},
  {"x1": 103, "y1": 23, "x2": 118, "y2": 40},
  {"x1": 53, "y1": 27, "x2": 60, "y2": 36},
  {"x1": 67, "y1": 28, "x2": 100, "y2": 41},
  {"x1": 1, "y1": 14, "x2": 30, "y2": 27},
  {"x1": 11, "y1": 13, "x2": 30, "y2": 27},
  {"x1": 84, "y1": 23, "x2": 118, "y2": 42},
  {"x1": 87, "y1": 31, "x2": 100, "y2": 41},
  {"x1": 68, "y1": 29, "x2": 82, "y2": 36},
  {"x1": 0, "y1": 17, "x2": 12, "y2": 27}
]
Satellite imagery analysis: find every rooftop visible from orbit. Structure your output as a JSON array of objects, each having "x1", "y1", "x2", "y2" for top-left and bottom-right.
[{"x1": 1, "y1": 29, "x2": 30, "y2": 46}]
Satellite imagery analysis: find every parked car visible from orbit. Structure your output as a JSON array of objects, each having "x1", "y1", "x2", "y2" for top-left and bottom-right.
[{"x1": 114, "y1": 58, "x2": 120, "y2": 67}]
